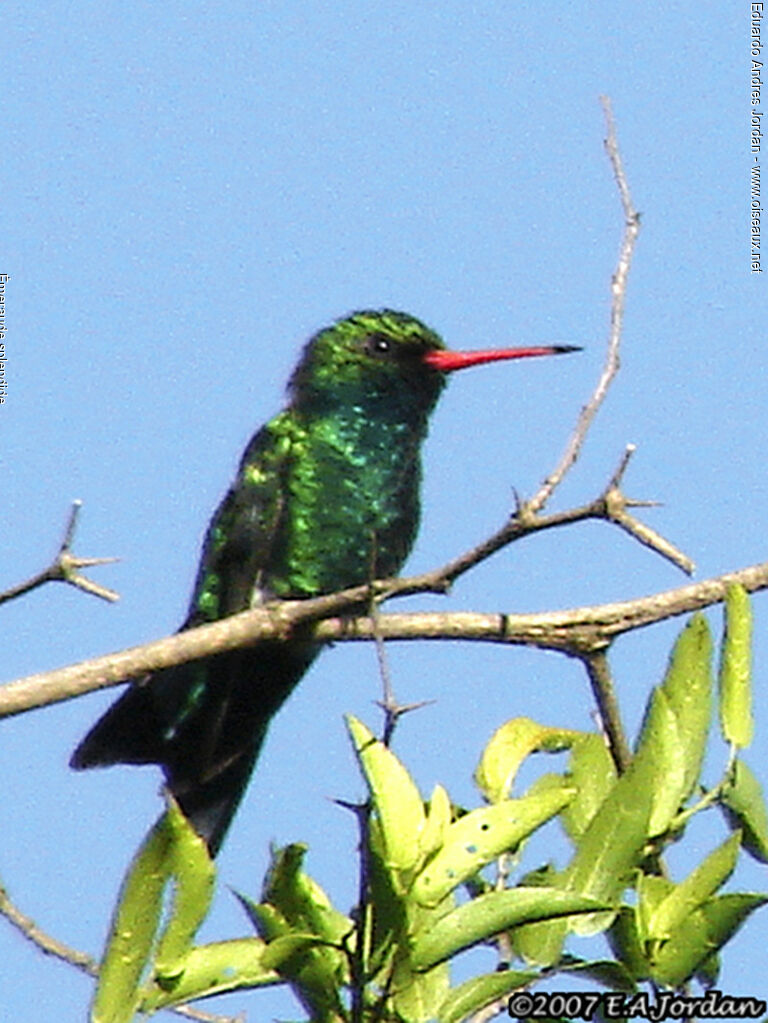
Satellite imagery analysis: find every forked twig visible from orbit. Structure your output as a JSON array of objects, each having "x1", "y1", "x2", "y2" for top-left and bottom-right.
[
  {"x1": 523, "y1": 96, "x2": 641, "y2": 516},
  {"x1": 0, "y1": 501, "x2": 120, "y2": 606}
]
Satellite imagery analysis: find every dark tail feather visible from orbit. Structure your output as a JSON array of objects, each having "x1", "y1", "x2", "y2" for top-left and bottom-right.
[
  {"x1": 70, "y1": 678, "x2": 167, "y2": 769},
  {"x1": 167, "y1": 738, "x2": 264, "y2": 856},
  {"x1": 71, "y1": 640, "x2": 320, "y2": 854},
  {"x1": 70, "y1": 675, "x2": 267, "y2": 855}
]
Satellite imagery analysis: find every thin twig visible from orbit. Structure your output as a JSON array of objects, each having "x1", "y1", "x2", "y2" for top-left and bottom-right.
[
  {"x1": 0, "y1": 878, "x2": 98, "y2": 973},
  {"x1": 368, "y1": 595, "x2": 398, "y2": 744},
  {"x1": 370, "y1": 599, "x2": 435, "y2": 746},
  {"x1": 169, "y1": 1004, "x2": 243, "y2": 1023},
  {"x1": 606, "y1": 489, "x2": 694, "y2": 575},
  {"x1": 427, "y1": 446, "x2": 692, "y2": 587},
  {"x1": 368, "y1": 561, "x2": 435, "y2": 746},
  {"x1": 580, "y1": 650, "x2": 632, "y2": 773},
  {"x1": 471, "y1": 998, "x2": 508, "y2": 1023},
  {"x1": 0, "y1": 879, "x2": 235, "y2": 1023},
  {"x1": 0, "y1": 501, "x2": 120, "y2": 606},
  {"x1": 523, "y1": 97, "x2": 640, "y2": 517},
  {"x1": 347, "y1": 798, "x2": 372, "y2": 1023}
]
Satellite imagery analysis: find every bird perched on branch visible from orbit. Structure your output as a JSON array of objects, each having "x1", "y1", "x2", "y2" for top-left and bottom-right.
[{"x1": 71, "y1": 309, "x2": 577, "y2": 854}]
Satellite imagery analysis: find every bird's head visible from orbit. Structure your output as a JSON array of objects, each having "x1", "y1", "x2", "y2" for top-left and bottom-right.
[
  {"x1": 289, "y1": 308, "x2": 579, "y2": 418},
  {"x1": 289, "y1": 309, "x2": 446, "y2": 410}
]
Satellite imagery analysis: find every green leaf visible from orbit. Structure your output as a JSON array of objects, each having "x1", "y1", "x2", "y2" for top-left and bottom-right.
[
  {"x1": 365, "y1": 816, "x2": 412, "y2": 959},
  {"x1": 260, "y1": 933, "x2": 330, "y2": 970},
  {"x1": 646, "y1": 832, "x2": 741, "y2": 941},
  {"x1": 607, "y1": 906, "x2": 650, "y2": 981},
  {"x1": 511, "y1": 915, "x2": 568, "y2": 969},
  {"x1": 261, "y1": 843, "x2": 352, "y2": 943},
  {"x1": 153, "y1": 797, "x2": 216, "y2": 983},
  {"x1": 509, "y1": 865, "x2": 568, "y2": 967},
  {"x1": 633, "y1": 688, "x2": 687, "y2": 838},
  {"x1": 140, "y1": 938, "x2": 280, "y2": 1010},
  {"x1": 558, "y1": 955, "x2": 637, "y2": 993},
  {"x1": 91, "y1": 813, "x2": 175, "y2": 1023},
  {"x1": 391, "y1": 952, "x2": 449, "y2": 1023},
  {"x1": 719, "y1": 584, "x2": 754, "y2": 748},
  {"x1": 720, "y1": 758, "x2": 768, "y2": 862},
  {"x1": 636, "y1": 873, "x2": 673, "y2": 945},
  {"x1": 419, "y1": 784, "x2": 452, "y2": 860},
  {"x1": 410, "y1": 888, "x2": 608, "y2": 971},
  {"x1": 474, "y1": 717, "x2": 583, "y2": 803},
  {"x1": 561, "y1": 734, "x2": 618, "y2": 843},
  {"x1": 347, "y1": 715, "x2": 425, "y2": 875},
  {"x1": 240, "y1": 893, "x2": 348, "y2": 1017},
  {"x1": 411, "y1": 783, "x2": 574, "y2": 907},
  {"x1": 657, "y1": 613, "x2": 713, "y2": 801},
  {"x1": 632, "y1": 613, "x2": 714, "y2": 838},
  {"x1": 695, "y1": 950, "x2": 721, "y2": 988},
  {"x1": 650, "y1": 893, "x2": 768, "y2": 987},
  {"x1": 234, "y1": 888, "x2": 279, "y2": 937},
  {"x1": 366, "y1": 805, "x2": 455, "y2": 1023},
  {"x1": 93, "y1": 798, "x2": 217, "y2": 1021},
  {"x1": 559, "y1": 739, "x2": 657, "y2": 936},
  {"x1": 436, "y1": 969, "x2": 539, "y2": 1023}
]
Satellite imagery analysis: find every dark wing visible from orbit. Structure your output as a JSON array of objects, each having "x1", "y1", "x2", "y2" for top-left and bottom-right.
[
  {"x1": 70, "y1": 416, "x2": 296, "y2": 772},
  {"x1": 185, "y1": 417, "x2": 293, "y2": 627},
  {"x1": 71, "y1": 414, "x2": 319, "y2": 853}
]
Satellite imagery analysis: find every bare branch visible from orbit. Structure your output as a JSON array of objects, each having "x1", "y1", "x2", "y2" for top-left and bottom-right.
[
  {"x1": 605, "y1": 485, "x2": 695, "y2": 575},
  {"x1": 0, "y1": 877, "x2": 97, "y2": 974},
  {"x1": 0, "y1": 878, "x2": 236, "y2": 1023},
  {"x1": 321, "y1": 559, "x2": 768, "y2": 654},
  {"x1": 2, "y1": 557, "x2": 767, "y2": 721},
  {"x1": 524, "y1": 96, "x2": 641, "y2": 516},
  {"x1": 0, "y1": 501, "x2": 120, "y2": 607},
  {"x1": 427, "y1": 446, "x2": 691, "y2": 586}
]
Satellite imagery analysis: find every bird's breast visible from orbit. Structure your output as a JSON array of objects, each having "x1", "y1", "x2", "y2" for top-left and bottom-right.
[{"x1": 269, "y1": 413, "x2": 423, "y2": 599}]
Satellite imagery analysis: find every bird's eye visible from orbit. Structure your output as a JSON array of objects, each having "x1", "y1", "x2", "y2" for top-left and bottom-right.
[{"x1": 366, "y1": 333, "x2": 392, "y2": 357}]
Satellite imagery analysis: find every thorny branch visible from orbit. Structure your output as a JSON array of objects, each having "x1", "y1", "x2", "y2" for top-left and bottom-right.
[
  {"x1": 3, "y1": 549, "x2": 768, "y2": 723},
  {"x1": 0, "y1": 501, "x2": 120, "y2": 607},
  {"x1": 523, "y1": 96, "x2": 640, "y2": 517},
  {"x1": 0, "y1": 453, "x2": 698, "y2": 722},
  {"x1": 0, "y1": 99, "x2": 739, "y2": 1015},
  {"x1": 581, "y1": 649, "x2": 631, "y2": 774},
  {"x1": 1, "y1": 105, "x2": 684, "y2": 733}
]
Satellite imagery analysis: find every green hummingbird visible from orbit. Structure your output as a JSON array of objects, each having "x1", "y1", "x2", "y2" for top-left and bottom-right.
[{"x1": 71, "y1": 310, "x2": 577, "y2": 854}]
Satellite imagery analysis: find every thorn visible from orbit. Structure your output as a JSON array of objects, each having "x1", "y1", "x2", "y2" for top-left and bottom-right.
[
  {"x1": 331, "y1": 797, "x2": 368, "y2": 819},
  {"x1": 60, "y1": 499, "x2": 83, "y2": 552},
  {"x1": 69, "y1": 555, "x2": 121, "y2": 568},
  {"x1": 374, "y1": 697, "x2": 436, "y2": 720},
  {"x1": 607, "y1": 443, "x2": 636, "y2": 490},
  {"x1": 624, "y1": 497, "x2": 662, "y2": 510},
  {"x1": 54, "y1": 502, "x2": 121, "y2": 603}
]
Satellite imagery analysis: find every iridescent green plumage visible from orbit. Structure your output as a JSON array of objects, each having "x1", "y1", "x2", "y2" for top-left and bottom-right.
[
  {"x1": 72, "y1": 311, "x2": 447, "y2": 852},
  {"x1": 193, "y1": 309, "x2": 447, "y2": 612},
  {"x1": 71, "y1": 310, "x2": 576, "y2": 853}
]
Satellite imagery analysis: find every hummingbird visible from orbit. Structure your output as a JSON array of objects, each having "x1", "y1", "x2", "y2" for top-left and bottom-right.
[{"x1": 71, "y1": 310, "x2": 577, "y2": 855}]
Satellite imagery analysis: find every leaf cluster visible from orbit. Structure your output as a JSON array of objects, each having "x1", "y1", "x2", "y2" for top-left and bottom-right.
[{"x1": 89, "y1": 587, "x2": 768, "y2": 1023}]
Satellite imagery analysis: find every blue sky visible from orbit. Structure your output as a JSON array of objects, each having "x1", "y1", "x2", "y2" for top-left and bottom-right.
[{"x1": 2, "y1": 2, "x2": 765, "y2": 1019}]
